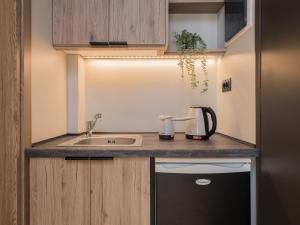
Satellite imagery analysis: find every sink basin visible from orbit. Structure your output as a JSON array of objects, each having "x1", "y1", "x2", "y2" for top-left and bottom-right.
[{"x1": 58, "y1": 134, "x2": 143, "y2": 147}]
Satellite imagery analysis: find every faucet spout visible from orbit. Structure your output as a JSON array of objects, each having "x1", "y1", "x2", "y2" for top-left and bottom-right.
[{"x1": 86, "y1": 113, "x2": 102, "y2": 137}]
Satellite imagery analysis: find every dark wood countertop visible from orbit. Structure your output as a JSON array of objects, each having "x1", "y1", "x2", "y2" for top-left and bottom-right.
[{"x1": 25, "y1": 133, "x2": 258, "y2": 158}]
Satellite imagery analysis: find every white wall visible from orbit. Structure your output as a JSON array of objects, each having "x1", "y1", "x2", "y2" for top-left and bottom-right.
[
  {"x1": 168, "y1": 14, "x2": 219, "y2": 51},
  {"x1": 216, "y1": 6, "x2": 256, "y2": 143},
  {"x1": 30, "y1": 0, "x2": 255, "y2": 143},
  {"x1": 85, "y1": 59, "x2": 218, "y2": 132},
  {"x1": 67, "y1": 55, "x2": 86, "y2": 134},
  {"x1": 31, "y1": 0, "x2": 67, "y2": 143}
]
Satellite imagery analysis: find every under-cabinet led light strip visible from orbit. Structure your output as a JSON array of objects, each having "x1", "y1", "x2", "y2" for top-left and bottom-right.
[
  {"x1": 83, "y1": 55, "x2": 181, "y2": 59},
  {"x1": 81, "y1": 49, "x2": 226, "y2": 59},
  {"x1": 83, "y1": 54, "x2": 224, "y2": 60}
]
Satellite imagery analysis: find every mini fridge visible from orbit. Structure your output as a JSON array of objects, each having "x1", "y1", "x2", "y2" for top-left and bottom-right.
[{"x1": 155, "y1": 158, "x2": 251, "y2": 225}]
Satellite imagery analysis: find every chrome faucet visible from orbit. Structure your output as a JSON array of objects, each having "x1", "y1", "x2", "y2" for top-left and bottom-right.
[{"x1": 86, "y1": 113, "x2": 102, "y2": 137}]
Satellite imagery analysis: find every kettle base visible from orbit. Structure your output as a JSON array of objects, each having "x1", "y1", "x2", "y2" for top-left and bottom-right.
[
  {"x1": 159, "y1": 134, "x2": 174, "y2": 140},
  {"x1": 185, "y1": 134, "x2": 209, "y2": 141}
]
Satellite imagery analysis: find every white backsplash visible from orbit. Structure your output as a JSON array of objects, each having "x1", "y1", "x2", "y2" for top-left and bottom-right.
[{"x1": 85, "y1": 59, "x2": 218, "y2": 132}]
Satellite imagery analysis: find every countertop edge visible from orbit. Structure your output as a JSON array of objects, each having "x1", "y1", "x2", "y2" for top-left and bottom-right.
[
  {"x1": 25, "y1": 148, "x2": 259, "y2": 158},
  {"x1": 25, "y1": 133, "x2": 259, "y2": 158}
]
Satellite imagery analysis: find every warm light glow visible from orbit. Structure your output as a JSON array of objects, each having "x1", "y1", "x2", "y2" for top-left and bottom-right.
[
  {"x1": 84, "y1": 58, "x2": 217, "y2": 67},
  {"x1": 85, "y1": 59, "x2": 179, "y2": 68},
  {"x1": 83, "y1": 55, "x2": 176, "y2": 59},
  {"x1": 83, "y1": 55, "x2": 221, "y2": 60}
]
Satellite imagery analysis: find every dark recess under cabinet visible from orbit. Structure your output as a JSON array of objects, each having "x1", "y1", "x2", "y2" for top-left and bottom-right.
[{"x1": 156, "y1": 172, "x2": 250, "y2": 225}]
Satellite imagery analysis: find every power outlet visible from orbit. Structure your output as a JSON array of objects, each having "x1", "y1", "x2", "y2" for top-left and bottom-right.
[{"x1": 222, "y1": 78, "x2": 232, "y2": 92}]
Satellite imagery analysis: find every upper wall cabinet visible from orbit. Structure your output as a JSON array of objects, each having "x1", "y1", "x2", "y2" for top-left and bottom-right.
[
  {"x1": 53, "y1": 0, "x2": 167, "y2": 48},
  {"x1": 109, "y1": 0, "x2": 167, "y2": 45},
  {"x1": 53, "y1": 0, "x2": 109, "y2": 46}
]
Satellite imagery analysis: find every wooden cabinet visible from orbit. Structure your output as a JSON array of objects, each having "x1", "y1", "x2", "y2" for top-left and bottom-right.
[
  {"x1": 91, "y1": 157, "x2": 150, "y2": 225},
  {"x1": 29, "y1": 157, "x2": 150, "y2": 225},
  {"x1": 53, "y1": 0, "x2": 109, "y2": 46},
  {"x1": 53, "y1": 0, "x2": 167, "y2": 47},
  {"x1": 109, "y1": 0, "x2": 166, "y2": 45},
  {"x1": 30, "y1": 158, "x2": 90, "y2": 225}
]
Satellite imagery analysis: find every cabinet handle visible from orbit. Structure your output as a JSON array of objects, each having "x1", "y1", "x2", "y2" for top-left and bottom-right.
[
  {"x1": 65, "y1": 157, "x2": 114, "y2": 160},
  {"x1": 90, "y1": 157, "x2": 114, "y2": 161},
  {"x1": 65, "y1": 157, "x2": 90, "y2": 160},
  {"x1": 89, "y1": 41, "x2": 109, "y2": 46},
  {"x1": 109, "y1": 41, "x2": 128, "y2": 46}
]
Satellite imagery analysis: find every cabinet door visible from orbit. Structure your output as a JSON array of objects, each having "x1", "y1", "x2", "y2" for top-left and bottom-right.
[
  {"x1": 91, "y1": 157, "x2": 150, "y2": 225},
  {"x1": 53, "y1": 0, "x2": 109, "y2": 46},
  {"x1": 109, "y1": 0, "x2": 166, "y2": 45},
  {"x1": 30, "y1": 158, "x2": 90, "y2": 225},
  {"x1": 139, "y1": 0, "x2": 167, "y2": 45}
]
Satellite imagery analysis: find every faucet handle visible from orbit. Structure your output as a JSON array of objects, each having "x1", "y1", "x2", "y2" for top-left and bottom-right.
[{"x1": 94, "y1": 113, "x2": 102, "y2": 119}]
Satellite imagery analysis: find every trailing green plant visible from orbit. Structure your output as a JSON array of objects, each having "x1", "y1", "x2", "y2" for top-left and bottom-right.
[{"x1": 175, "y1": 29, "x2": 208, "y2": 92}]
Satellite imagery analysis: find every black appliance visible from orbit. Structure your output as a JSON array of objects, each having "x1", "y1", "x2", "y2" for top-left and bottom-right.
[
  {"x1": 225, "y1": 0, "x2": 247, "y2": 42},
  {"x1": 155, "y1": 160, "x2": 251, "y2": 225}
]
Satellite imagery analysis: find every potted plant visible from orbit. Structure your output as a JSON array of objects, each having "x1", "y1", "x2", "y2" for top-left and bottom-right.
[{"x1": 175, "y1": 29, "x2": 208, "y2": 92}]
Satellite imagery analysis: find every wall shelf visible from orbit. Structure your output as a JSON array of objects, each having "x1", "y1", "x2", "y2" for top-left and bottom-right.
[
  {"x1": 169, "y1": 2, "x2": 224, "y2": 14},
  {"x1": 164, "y1": 48, "x2": 226, "y2": 57}
]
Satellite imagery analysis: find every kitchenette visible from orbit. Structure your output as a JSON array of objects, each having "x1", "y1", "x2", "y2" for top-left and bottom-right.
[
  {"x1": 27, "y1": 134, "x2": 257, "y2": 225},
  {"x1": 27, "y1": 0, "x2": 257, "y2": 225},
  {"x1": 5, "y1": 0, "x2": 300, "y2": 223}
]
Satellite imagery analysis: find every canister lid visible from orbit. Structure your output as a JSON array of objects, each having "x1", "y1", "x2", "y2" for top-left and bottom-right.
[{"x1": 159, "y1": 115, "x2": 173, "y2": 120}]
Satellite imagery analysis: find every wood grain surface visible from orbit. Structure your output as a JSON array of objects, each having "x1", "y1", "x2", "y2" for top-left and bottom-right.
[
  {"x1": 109, "y1": 0, "x2": 166, "y2": 45},
  {"x1": 0, "y1": 0, "x2": 21, "y2": 224},
  {"x1": 20, "y1": 0, "x2": 32, "y2": 224},
  {"x1": 30, "y1": 158, "x2": 90, "y2": 225},
  {"x1": 53, "y1": 0, "x2": 166, "y2": 46},
  {"x1": 138, "y1": 0, "x2": 166, "y2": 45},
  {"x1": 109, "y1": 0, "x2": 140, "y2": 44},
  {"x1": 91, "y1": 157, "x2": 150, "y2": 225},
  {"x1": 169, "y1": 2, "x2": 224, "y2": 14},
  {"x1": 53, "y1": 0, "x2": 109, "y2": 45}
]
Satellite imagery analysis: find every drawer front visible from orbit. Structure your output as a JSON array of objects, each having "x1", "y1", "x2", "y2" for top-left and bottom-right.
[{"x1": 156, "y1": 172, "x2": 250, "y2": 225}]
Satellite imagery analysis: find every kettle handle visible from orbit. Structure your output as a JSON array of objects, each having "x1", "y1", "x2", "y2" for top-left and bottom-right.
[{"x1": 203, "y1": 107, "x2": 217, "y2": 138}]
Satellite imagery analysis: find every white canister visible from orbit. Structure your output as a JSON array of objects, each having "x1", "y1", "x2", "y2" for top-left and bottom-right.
[{"x1": 159, "y1": 115, "x2": 195, "y2": 140}]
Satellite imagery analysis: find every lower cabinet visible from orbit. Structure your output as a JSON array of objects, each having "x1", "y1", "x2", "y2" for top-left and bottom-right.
[
  {"x1": 29, "y1": 158, "x2": 90, "y2": 225},
  {"x1": 91, "y1": 158, "x2": 150, "y2": 225},
  {"x1": 29, "y1": 157, "x2": 150, "y2": 225}
]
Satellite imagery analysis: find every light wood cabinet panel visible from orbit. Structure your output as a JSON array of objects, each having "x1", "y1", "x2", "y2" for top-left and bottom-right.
[
  {"x1": 30, "y1": 158, "x2": 90, "y2": 225},
  {"x1": 109, "y1": 0, "x2": 140, "y2": 44},
  {"x1": 52, "y1": 0, "x2": 166, "y2": 47},
  {"x1": 0, "y1": 0, "x2": 21, "y2": 224},
  {"x1": 109, "y1": 0, "x2": 166, "y2": 45},
  {"x1": 91, "y1": 157, "x2": 150, "y2": 225},
  {"x1": 53, "y1": 0, "x2": 109, "y2": 46},
  {"x1": 139, "y1": 0, "x2": 167, "y2": 45},
  {"x1": 29, "y1": 157, "x2": 151, "y2": 225}
]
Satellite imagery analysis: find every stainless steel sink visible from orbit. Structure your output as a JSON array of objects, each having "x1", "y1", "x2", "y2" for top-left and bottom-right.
[{"x1": 58, "y1": 134, "x2": 143, "y2": 147}]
